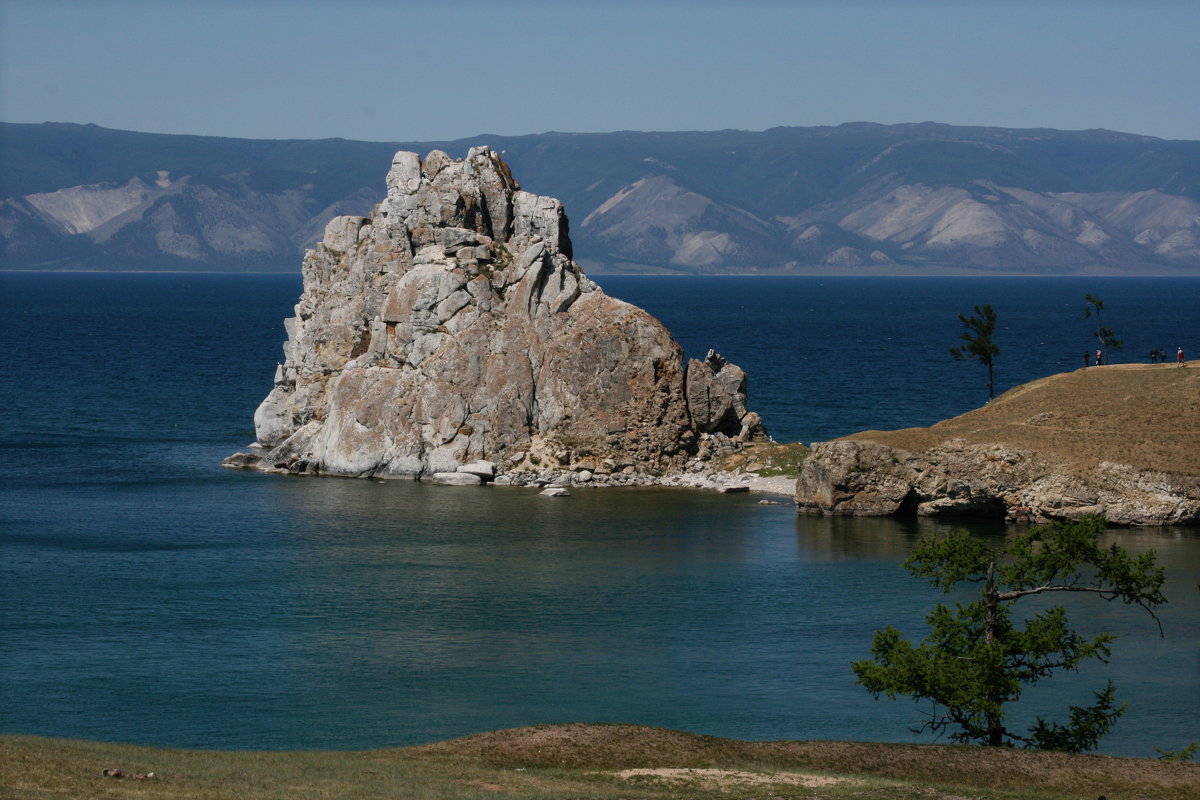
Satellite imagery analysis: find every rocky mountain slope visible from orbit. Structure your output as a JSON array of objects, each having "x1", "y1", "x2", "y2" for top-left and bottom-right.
[
  {"x1": 794, "y1": 363, "x2": 1200, "y2": 525},
  {"x1": 3, "y1": 121, "x2": 1198, "y2": 273},
  {"x1": 225, "y1": 147, "x2": 764, "y2": 483}
]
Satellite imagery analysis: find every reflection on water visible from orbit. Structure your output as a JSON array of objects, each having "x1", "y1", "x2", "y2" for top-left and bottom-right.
[{"x1": 4, "y1": 472, "x2": 1195, "y2": 756}]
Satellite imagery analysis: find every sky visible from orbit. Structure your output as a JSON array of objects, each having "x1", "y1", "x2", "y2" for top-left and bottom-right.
[{"x1": 1, "y1": 0, "x2": 1197, "y2": 143}]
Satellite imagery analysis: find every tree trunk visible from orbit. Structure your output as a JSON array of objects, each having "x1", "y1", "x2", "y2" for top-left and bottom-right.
[{"x1": 984, "y1": 561, "x2": 1003, "y2": 746}]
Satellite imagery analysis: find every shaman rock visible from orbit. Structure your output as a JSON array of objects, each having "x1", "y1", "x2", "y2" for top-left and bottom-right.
[{"x1": 229, "y1": 147, "x2": 761, "y2": 480}]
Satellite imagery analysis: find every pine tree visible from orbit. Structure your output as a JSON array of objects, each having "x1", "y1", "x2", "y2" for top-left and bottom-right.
[
  {"x1": 949, "y1": 304, "x2": 1000, "y2": 400},
  {"x1": 1084, "y1": 293, "x2": 1123, "y2": 365},
  {"x1": 852, "y1": 515, "x2": 1166, "y2": 751}
]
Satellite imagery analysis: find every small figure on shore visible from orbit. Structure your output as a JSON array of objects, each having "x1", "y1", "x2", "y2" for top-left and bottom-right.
[
  {"x1": 1150, "y1": 349, "x2": 1159, "y2": 363},
  {"x1": 1179, "y1": 347, "x2": 1186, "y2": 367},
  {"x1": 1084, "y1": 350, "x2": 1090, "y2": 367},
  {"x1": 1095, "y1": 349, "x2": 1103, "y2": 366}
]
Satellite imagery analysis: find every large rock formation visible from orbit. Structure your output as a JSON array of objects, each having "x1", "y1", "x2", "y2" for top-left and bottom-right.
[
  {"x1": 794, "y1": 365, "x2": 1200, "y2": 525},
  {"x1": 227, "y1": 147, "x2": 762, "y2": 481}
]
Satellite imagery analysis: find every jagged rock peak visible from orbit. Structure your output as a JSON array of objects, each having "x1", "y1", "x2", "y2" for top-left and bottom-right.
[
  {"x1": 685, "y1": 349, "x2": 767, "y2": 440},
  {"x1": 226, "y1": 147, "x2": 762, "y2": 482}
]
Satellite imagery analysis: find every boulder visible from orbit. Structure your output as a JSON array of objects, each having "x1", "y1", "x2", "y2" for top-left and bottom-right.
[
  {"x1": 233, "y1": 147, "x2": 762, "y2": 483},
  {"x1": 458, "y1": 460, "x2": 497, "y2": 480},
  {"x1": 430, "y1": 472, "x2": 482, "y2": 486}
]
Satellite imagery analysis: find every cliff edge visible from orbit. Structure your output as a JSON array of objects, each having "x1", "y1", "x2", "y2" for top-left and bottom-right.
[
  {"x1": 225, "y1": 147, "x2": 763, "y2": 484},
  {"x1": 795, "y1": 364, "x2": 1200, "y2": 525}
]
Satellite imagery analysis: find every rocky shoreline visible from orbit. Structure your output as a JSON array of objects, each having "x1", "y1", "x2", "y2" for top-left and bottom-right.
[
  {"x1": 228, "y1": 430, "x2": 798, "y2": 497},
  {"x1": 793, "y1": 365, "x2": 1200, "y2": 526}
]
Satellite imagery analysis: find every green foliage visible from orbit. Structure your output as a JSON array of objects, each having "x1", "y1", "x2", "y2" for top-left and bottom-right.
[
  {"x1": 1083, "y1": 293, "x2": 1124, "y2": 363},
  {"x1": 1155, "y1": 741, "x2": 1199, "y2": 761},
  {"x1": 1027, "y1": 682, "x2": 1125, "y2": 752},
  {"x1": 852, "y1": 515, "x2": 1166, "y2": 751},
  {"x1": 949, "y1": 304, "x2": 1000, "y2": 400}
]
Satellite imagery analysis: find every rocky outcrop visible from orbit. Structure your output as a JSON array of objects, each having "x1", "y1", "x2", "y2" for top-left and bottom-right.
[
  {"x1": 227, "y1": 147, "x2": 761, "y2": 481},
  {"x1": 685, "y1": 350, "x2": 766, "y2": 440},
  {"x1": 795, "y1": 365, "x2": 1200, "y2": 526},
  {"x1": 795, "y1": 438, "x2": 1200, "y2": 526}
]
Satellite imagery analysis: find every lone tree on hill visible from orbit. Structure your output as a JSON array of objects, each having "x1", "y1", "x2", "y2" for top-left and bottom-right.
[
  {"x1": 1084, "y1": 293, "x2": 1123, "y2": 365},
  {"x1": 949, "y1": 304, "x2": 1000, "y2": 400},
  {"x1": 852, "y1": 515, "x2": 1166, "y2": 752}
]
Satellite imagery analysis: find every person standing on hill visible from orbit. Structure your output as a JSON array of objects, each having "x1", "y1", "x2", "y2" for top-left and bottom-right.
[{"x1": 1179, "y1": 347, "x2": 1186, "y2": 367}]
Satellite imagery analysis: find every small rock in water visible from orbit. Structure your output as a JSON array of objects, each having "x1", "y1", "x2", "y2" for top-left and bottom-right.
[
  {"x1": 430, "y1": 472, "x2": 482, "y2": 486},
  {"x1": 540, "y1": 487, "x2": 571, "y2": 497},
  {"x1": 221, "y1": 452, "x2": 261, "y2": 469}
]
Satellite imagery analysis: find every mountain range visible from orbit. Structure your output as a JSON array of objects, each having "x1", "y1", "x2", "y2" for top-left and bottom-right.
[{"x1": 2, "y1": 121, "x2": 1198, "y2": 274}]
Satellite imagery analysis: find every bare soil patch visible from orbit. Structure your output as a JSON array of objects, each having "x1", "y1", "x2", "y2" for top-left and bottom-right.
[{"x1": 614, "y1": 766, "x2": 854, "y2": 789}]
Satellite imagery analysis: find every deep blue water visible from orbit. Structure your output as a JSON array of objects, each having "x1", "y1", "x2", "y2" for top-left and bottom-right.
[{"x1": 1, "y1": 272, "x2": 1197, "y2": 757}]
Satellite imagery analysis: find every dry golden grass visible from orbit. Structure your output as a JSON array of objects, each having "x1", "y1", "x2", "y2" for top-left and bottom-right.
[
  {"x1": 6, "y1": 723, "x2": 1197, "y2": 800},
  {"x1": 847, "y1": 364, "x2": 1200, "y2": 476}
]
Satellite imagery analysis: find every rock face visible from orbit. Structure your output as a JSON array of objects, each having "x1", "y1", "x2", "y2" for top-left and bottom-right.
[
  {"x1": 795, "y1": 438, "x2": 1200, "y2": 526},
  {"x1": 229, "y1": 147, "x2": 761, "y2": 480}
]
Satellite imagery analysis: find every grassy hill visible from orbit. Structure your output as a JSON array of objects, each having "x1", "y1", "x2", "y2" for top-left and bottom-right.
[{"x1": 848, "y1": 363, "x2": 1200, "y2": 477}]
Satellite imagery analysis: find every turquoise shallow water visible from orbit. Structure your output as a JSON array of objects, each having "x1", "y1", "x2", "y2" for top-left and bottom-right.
[{"x1": 1, "y1": 272, "x2": 1197, "y2": 755}]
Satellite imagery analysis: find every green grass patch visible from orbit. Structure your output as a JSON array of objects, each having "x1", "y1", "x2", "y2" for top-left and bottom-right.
[{"x1": 718, "y1": 440, "x2": 810, "y2": 477}]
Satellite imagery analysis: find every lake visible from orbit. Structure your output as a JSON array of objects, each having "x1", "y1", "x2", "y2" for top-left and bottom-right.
[{"x1": 1, "y1": 271, "x2": 1197, "y2": 756}]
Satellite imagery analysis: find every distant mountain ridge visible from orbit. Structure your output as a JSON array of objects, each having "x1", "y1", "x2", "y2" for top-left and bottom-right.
[{"x1": 2, "y1": 121, "x2": 1198, "y2": 273}]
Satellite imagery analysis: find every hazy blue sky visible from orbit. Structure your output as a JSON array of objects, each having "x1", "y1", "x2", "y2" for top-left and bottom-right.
[{"x1": 2, "y1": 0, "x2": 1197, "y2": 142}]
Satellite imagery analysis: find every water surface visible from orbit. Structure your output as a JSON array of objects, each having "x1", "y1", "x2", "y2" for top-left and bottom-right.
[{"x1": 1, "y1": 272, "x2": 1197, "y2": 756}]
